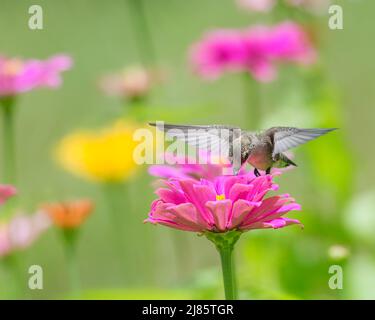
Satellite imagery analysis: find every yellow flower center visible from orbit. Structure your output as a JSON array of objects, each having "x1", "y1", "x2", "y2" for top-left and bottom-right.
[{"x1": 216, "y1": 194, "x2": 226, "y2": 201}]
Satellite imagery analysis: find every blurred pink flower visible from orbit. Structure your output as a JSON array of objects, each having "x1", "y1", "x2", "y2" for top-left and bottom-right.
[
  {"x1": 0, "y1": 184, "x2": 16, "y2": 205},
  {"x1": 100, "y1": 66, "x2": 164, "y2": 100},
  {"x1": 0, "y1": 54, "x2": 72, "y2": 97},
  {"x1": 237, "y1": 0, "x2": 276, "y2": 12},
  {"x1": 0, "y1": 211, "x2": 51, "y2": 257},
  {"x1": 237, "y1": 0, "x2": 330, "y2": 14},
  {"x1": 145, "y1": 173, "x2": 301, "y2": 233},
  {"x1": 190, "y1": 30, "x2": 247, "y2": 80},
  {"x1": 285, "y1": 0, "x2": 330, "y2": 14},
  {"x1": 190, "y1": 22, "x2": 316, "y2": 82},
  {"x1": 243, "y1": 22, "x2": 316, "y2": 81},
  {"x1": 264, "y1": 22, "x2": 316, "y2": 63}
]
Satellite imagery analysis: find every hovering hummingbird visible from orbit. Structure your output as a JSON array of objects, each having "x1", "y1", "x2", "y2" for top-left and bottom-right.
[{"x1": 150, "y1": 123, "x2": 337, "y2": 176}]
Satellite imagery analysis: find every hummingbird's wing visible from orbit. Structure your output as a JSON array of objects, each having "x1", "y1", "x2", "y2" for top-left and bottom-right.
[
  {"x1": 266, "y1": 127, "x2": 337, "y2": 158},
  {"x1": 149, "y1": 122, "x2": 241, "y2": 159}
]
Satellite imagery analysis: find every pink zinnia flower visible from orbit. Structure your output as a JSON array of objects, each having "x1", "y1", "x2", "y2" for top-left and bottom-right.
[
  {"x1": 190, "y1": 22, "x2": 316, "y2": 82},
  {"x1": 190, "y1": 30, "x2": 246, "y2": 80},
  {"x1": 0, "y1": 184, "x2": 16, "y2": 205},
  {"x1": 243, "y1": 22, "x2": 316, "y2": 81},
  {"x1": 264, "y1": 22, "x2": 316, "y2": 64},
  {"x1": 0, "y1": 211, "x2": 51, "y2": 257},
  {"x1": 145, "y1": 173, "x2": 301, "y2": 233},
  {"x1": 0, "y1": 54, "x2": 72, "y2": 97}
]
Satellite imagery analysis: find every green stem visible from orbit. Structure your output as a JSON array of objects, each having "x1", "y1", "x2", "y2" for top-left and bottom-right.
[
  {"x1": 243, "y1": 73, "x2": 261, "y2": 130},
  {"x1": 62, "y1": 229, "x2": 80, "y2": 296},
  {"x1": 0, "y1": 97, "x2": 16, "y2": 184},
  {"x1": 124, "y1": 96, "x2": 148, "y2": 122},
  {"x1": 1, "y1": 253, "x2": 24, "y2": 299},
  {"x1": 206, "y1": 230, "x2": 241, "y2": 300},
  {"x1": 218, "y1": 245, "x2": 236, "y2": 300},
  {"x1": 126, "y1": 0, "x2": 156, "y2": 65},
  {"x1": 102, "y1": 182, "x2": 127, "y2": 242},
  {"x1": 101, "y1": 182, "x2": 129, "y2": 273}
]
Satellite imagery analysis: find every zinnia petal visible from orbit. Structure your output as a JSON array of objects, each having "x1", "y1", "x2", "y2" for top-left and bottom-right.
[
  {"x1": 168, "y1": 203, "x2": 209, "y2": 231},
  {"x1": 228, "y1": 199, "x2": 261, "y2": 229},
  {"x1": 262, "y1": 217, "x2": 302, "y2": 229},
  {"x1": 178, "y1": 180, "x2": 216, "y2": 224},
  {"x1": 205, "y1": 200, "x2": 232, "y2": 231}
]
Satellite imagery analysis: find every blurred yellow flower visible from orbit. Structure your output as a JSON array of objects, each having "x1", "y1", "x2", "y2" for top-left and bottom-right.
[{"x1": 56, "y1": 121, "x2": 140, "y2": 183}]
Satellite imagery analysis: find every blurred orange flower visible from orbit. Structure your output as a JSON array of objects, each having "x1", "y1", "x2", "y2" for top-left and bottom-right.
[{"x1": 41, "y1": 199, "x2": 94, "y2": 229}]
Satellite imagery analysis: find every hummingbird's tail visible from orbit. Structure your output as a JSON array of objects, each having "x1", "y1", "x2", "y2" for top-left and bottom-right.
[{"x1": 274, "y1": 153, "x2": 297, "y2": 168}]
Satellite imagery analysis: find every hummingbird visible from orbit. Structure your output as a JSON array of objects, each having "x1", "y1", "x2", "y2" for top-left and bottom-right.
[{"x1": 150, "y1": 123, "x2": 337, "y2": 176}]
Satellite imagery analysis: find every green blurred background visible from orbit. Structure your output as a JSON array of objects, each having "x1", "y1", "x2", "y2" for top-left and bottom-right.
[{"x1": 1, "y1": 0, "x2": 375, "y2": 299}]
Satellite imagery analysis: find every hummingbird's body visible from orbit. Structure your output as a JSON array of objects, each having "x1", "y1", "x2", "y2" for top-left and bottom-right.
[
  {"x1": 150, "y1": 123, "x2": 336, "y2": 176},
  {"x1": 237, "y1": 132, "x2": 295, "y2": 175},
  {"x1": 244, "y1": 133, "x2": 273, "y2": 171}
]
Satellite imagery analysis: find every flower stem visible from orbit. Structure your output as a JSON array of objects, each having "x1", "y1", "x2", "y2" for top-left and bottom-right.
[
  {"x1": 0, "y1": 97, "x2": 16, "y2": 184},
  {"x1": 126, "y1": 0, "x2": 156, "y2": 65},
  {"x1": 206, "y1": 230, "x2": 241, "y2": 300},
  {"x1": 62, "y1": 229, "x2": 80, "y2": 296},
  {"x1": 1, "y1": 253, "x2": 24, "y2": 299},
  {"x1": 102, "y1": 182, "x2": 127, "y2": 243},
  {"x1": 243, "y1": 73, "x2": 261, "y2": 130},
  {"x1": 101, "y1": 182, "x2": 129, "y2": 273},
  {"x1": 218, "y1": 245, "x2": 237, "y2": 300},
  {"x1": 124, "y1": 96, "x2": 148, "y2": 122}
]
